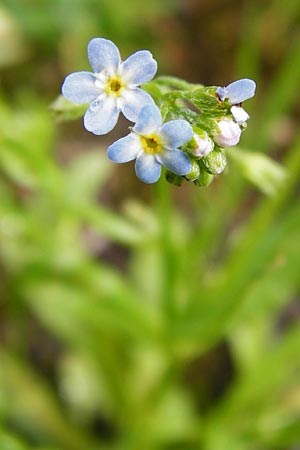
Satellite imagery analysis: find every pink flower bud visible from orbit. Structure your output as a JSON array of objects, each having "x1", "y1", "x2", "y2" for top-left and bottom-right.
[
  {"x1": 192, "y1": 133, "x2": 214, "y2": 158},
  {"x1": 213, "y1": 118, "x2": 241, "y2": 147}
]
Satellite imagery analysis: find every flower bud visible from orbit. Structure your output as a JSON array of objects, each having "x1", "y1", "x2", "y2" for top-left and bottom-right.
[
  {"x1": 193, "y1": 169, "x2": 214, "y2": 187},
  {"x1": 201, "y1": 147, "x2": 227, "y2": 175},
  {"x1": 185, "y1": 160, "x2": 200, "y2": 181},
  {"x1": 190, "y1": 133, "x2": 214, "y2": 158},
  {"x1": 165, "y1": 170, "x2": 183, "y2": 186},
  {"x1": 213, "y1": 118, "x2": 241, "y2": 147},
  {"x1": 230, "y1": 106, "x2": 250, "y2": 124}
]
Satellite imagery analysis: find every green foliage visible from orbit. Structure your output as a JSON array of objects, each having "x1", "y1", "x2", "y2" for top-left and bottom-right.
[
  {"x1": 1, "y1": 1, "x2": 300, "y2": 450},
  {"x1": 50, "y1": 96, "x2": 87, "y2": 123},
  {"x1": 228, "y1": 150, "x2": 287, "y2": 195}
]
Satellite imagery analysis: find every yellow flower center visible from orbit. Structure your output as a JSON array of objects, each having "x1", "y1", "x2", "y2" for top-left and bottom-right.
[
  {"x1": 105, "y1": 76, "x2": 125, "y2": 97},
  {"x1": 140, "y1": 134, "x2": 162, "y2": 154}
]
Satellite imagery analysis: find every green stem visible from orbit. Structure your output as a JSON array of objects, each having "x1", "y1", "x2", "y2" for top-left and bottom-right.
[
  {"x1": 155, "y1": 176, "x2": 177, "y2": 324},
  {"x1": 155, "y1": 76, "x2": 203, "y2": 90}
]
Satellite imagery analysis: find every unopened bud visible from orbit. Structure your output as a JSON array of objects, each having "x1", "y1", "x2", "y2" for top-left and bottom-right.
[
  {"x1": 201, "y1": 147, "x2": 227, "y2": 175},
  {"x1": 213, "y1": 118, "x2": 241, "y2": 147},
  {"x1": 230, "y1": 106, "x2": 250, "y2": 124},
  {"x1": 185, "y1": 160, "x2": 200, "y2": 181},
  {"x1": 165, "y1": 170, "x2": 183, "y2": 186},
  {"x1": 193, "y1": 169, "x2": 214, "y2": 187},
  {"x1": 190, "y1": 133, "x2": 214, "y2": 158}
]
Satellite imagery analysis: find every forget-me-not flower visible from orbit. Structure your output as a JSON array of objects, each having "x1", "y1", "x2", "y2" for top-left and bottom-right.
[
  {"x1": 216, "y1": 78, "x2": 256, "y2": 104},
  {"x1": 107, "y1": 105, "x2": 193, "y2": 183},
  {"x1": 217, "y1": 78, "x2": 255, "y2": 129},
  {"x1": 62, "y1": 38, "x2": 157, "y2": 135}
]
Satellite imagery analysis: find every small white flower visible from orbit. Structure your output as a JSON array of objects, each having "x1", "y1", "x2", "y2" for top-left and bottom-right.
[
  {"x1": 62, "y1": 38, "x2": 157, "y2": 135},
  {"x1": 213, "y1": 118, "x2": 241, "y2": 147},
  {"x1": 192, "y1": 133, "x2": 214, "y2": 158},
  {"x1": 230, "y1": 105, "x2": 250, "y2": 124}
]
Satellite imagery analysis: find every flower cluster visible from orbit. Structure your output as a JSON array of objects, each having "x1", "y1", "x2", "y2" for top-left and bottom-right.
[{"x1": 61, "y1": 37, "x2": 256, "y2": 185}]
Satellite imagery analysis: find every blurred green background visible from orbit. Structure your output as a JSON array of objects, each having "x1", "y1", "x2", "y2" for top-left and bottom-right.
[{"x1": 1, "y1": 1, "x2": 300, "y2": 449}]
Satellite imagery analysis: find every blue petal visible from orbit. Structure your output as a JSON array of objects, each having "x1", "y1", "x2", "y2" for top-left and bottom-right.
[
  {"x1": 107, "y1": 133, "x2": 142, "y2": 163},
  {"x1": 160, "y1": 120, "x2": 193, "y2": 149},
  {"x1": 230, "y1": 105, "x2": 250, "y2": 123},
  {"x1": 133, "y1": 104, "x2": 162, "y2": 135},
  {"x1": 157, "y1": 149, "x2": 191, "y2": 176},
  {"x1": 135, "y1": 153, "x2": 161, "y2": 183},
  {"x1": 83, "y1": 96, "x2": 119, "y2": 135},
  {"x1": 88, "y1": 38, "x2": 121, "y2": 74},
  {"x1": 225, "y1": 78, "x2": 256, "y2": 104},
  {"x1": 216, "y1": 86, "x2": 227, "y2": 101},
  {"x1": 62, "y1": 72, "x2": 100, "y2": 104},
  {"x1": 119, "y1": 88, "x2": 155, "y2": 122},
  {"x1": 121, "y1": 50, "x2": 157, "y2": 86}
]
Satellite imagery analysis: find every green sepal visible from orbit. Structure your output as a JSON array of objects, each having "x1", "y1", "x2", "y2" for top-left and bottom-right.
[{"x1": 187, "y1": 87, "x2": 228, "y2": 117}]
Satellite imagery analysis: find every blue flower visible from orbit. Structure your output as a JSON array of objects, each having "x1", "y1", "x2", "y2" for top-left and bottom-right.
[
  {"x1": 107, "y1": 105, "x2": 193, "y2": 184},
  {"x1": 62, "y1": 38, "x2": 157, "y2": 135},
  {"x1": 216, "y1": 78, "x2": 256, "y2": 104}
]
